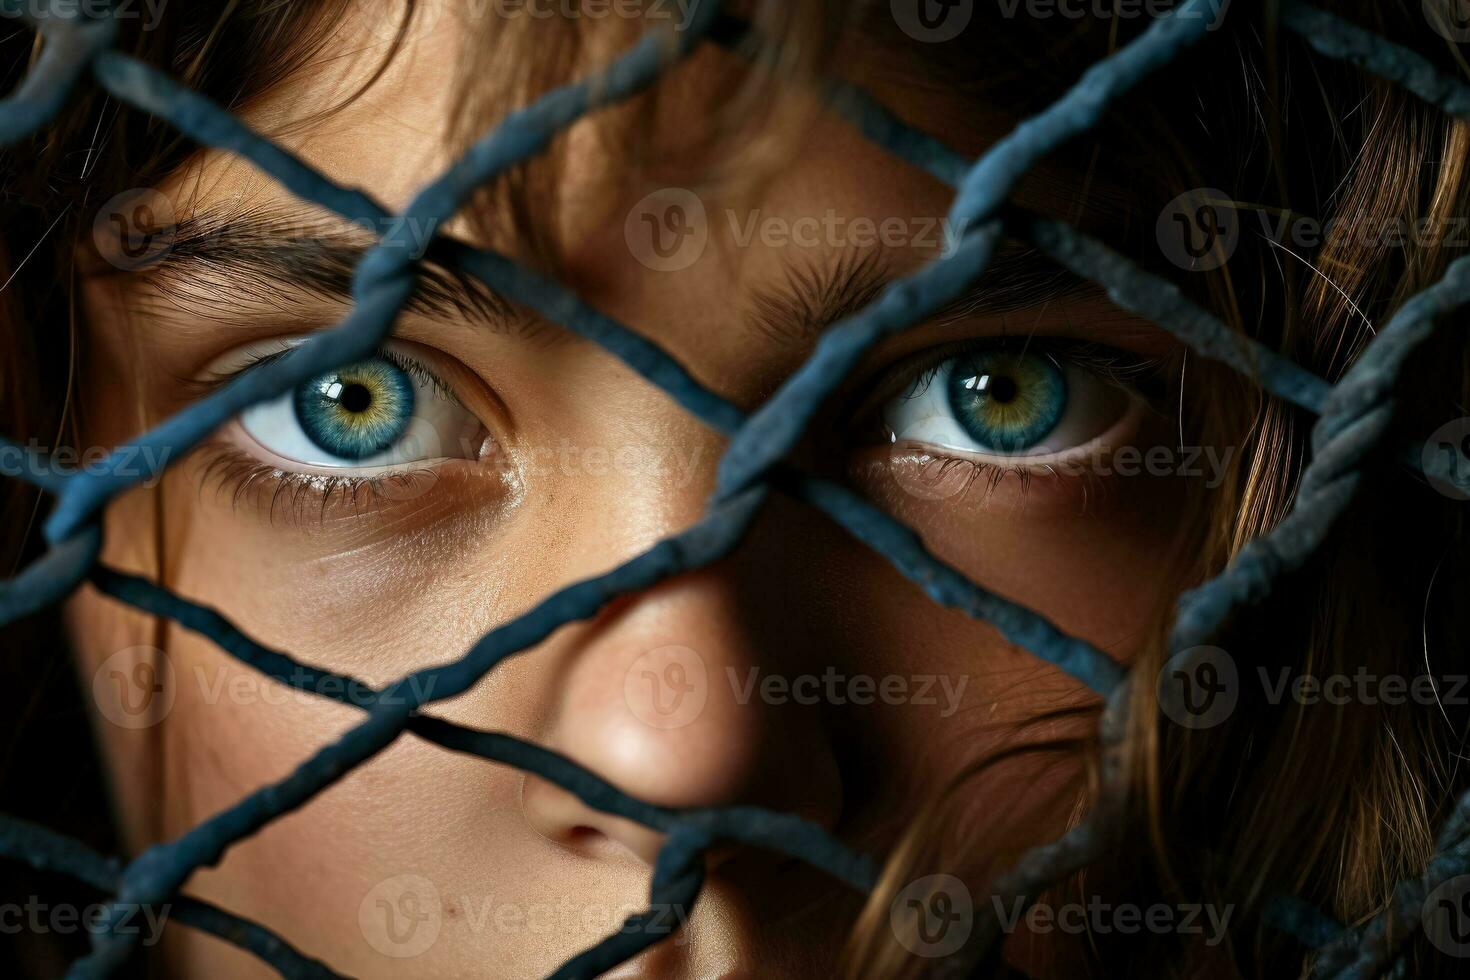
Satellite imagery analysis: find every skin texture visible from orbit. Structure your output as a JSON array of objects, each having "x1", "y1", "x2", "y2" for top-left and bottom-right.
[{"x1": 65, "y1": 4, "x2": 1197, "y2": 977}]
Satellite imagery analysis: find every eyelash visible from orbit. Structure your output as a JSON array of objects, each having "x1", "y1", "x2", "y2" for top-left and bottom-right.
[
  {"x1": 197, "y1": 343, "x2": 464, "y2": 406},
  {"x1": 193, "y1": 335, "x2": 1172, "y2": 522},
  {"x1": 889, "y1": 337, "x2": 1167, "y2": 405},
  {"x1": 197, "y1": 450, "x2": 441, "y2": 524},
  {"x1": 194, "y1": 343, "x2": 470, "y2": 524},
  {"x1": 850, "y1": 337, "x2": 1172, "y2": 499}
]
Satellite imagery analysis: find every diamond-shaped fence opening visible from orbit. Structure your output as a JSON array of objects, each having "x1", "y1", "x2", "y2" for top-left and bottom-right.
[{"x1": 1, "y1": 0, "x2": 1469, "y2": 977}]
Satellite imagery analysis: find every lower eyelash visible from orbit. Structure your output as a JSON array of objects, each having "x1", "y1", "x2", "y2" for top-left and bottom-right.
[
  {"x1": 197, "y1": 444, "x2": 438, "y2": 525},
  {"x1": 864, "y1": 447, "x2": 1112, "y2": 508}
]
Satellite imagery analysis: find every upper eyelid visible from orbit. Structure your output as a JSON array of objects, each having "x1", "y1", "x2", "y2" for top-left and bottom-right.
[
  {"x1": 851, "y1": 336, "x2": 1168, "y2": 423},
  {"x1": 192, "y1": 338, "x2": 466, "y2": 407}
]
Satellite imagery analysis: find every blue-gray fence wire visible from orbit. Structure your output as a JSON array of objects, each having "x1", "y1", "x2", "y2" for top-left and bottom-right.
[{"x1": 0, "y1": 0, "x2": 1467, "y2": 977}]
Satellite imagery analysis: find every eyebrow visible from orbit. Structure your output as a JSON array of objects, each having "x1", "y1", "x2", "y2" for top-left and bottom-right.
[
  {"x1": 743, "y1": 238, "x2": 1097, "y2": 346},
  {"x1": 114, "y1": 203, "x2": 1101, "y2": 347},
  {"x1": 116, "y1": 204, "x2": 530, "y2": 333}
]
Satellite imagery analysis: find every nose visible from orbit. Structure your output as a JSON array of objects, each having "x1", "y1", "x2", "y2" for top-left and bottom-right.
[{"x1": 521, "y1": 570, "x2": 842, "y2": 867}]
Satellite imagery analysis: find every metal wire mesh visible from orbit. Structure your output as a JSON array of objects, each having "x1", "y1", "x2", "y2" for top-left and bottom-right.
[{"x1": 0, "y1": 0, "x2": 1468, "y2": 977}]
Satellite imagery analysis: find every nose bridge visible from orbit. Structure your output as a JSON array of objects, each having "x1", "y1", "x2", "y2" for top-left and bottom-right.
[
  {"x1": 519, "y1": 567, "x2": 842, "y2": 867},
  {"x1": 523, "y1": 396, "x2": 726, "y2": 580}
]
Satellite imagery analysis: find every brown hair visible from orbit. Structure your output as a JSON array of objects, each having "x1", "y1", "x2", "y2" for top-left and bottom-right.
[{"x1": 2, "y1": 2, "x2": 1469, "y2": 977}]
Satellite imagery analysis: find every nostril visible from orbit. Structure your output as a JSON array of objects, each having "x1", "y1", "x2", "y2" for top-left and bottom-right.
[{"x1": 568, "y1": 825, "x2": 603, "y2": 845}]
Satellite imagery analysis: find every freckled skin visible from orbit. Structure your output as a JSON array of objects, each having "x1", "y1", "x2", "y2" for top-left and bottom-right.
[{"x1": 66, "y1": 4, "x2": 1190, "y2": 977}]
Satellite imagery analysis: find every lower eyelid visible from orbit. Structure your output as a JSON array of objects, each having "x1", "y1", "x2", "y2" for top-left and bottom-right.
[
  {"x1": 225, "y1": 416, "x2": 491, "y2": 477},
  {"x1": 192, "y1": 438, "x2": 514, "y2": 527},
  {"x1": 900, "y1": 396, "x2": 1148, "y2": 472}
]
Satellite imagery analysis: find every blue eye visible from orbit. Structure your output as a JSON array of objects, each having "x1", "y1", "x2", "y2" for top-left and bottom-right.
[
  {"x1": 233, "y1": 344, "x2": 486, "y2": 470},
  {"x1": 294, "y1": 359, "x2": 416, "y2": 461},
  {"x1": 945, "y1": 350, "x2": 1067, "y2": 453},
  {"x1": 881, "y1": 344, "x2": 1135, "y2": 459}
]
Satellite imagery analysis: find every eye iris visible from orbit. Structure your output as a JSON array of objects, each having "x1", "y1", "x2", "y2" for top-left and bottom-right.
[
  {"x1": 945, "y1": 351, "x2": 1067, "y2": 452},
  {"x1": 293, "y1": 359, "x2": 415, "y2": 461}
]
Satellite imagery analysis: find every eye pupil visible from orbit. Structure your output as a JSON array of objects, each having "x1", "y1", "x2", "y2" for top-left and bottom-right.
[
  {"x1": 947, "y1": 351, "x2": 1067, "y2": 453},
  {"x1": 339, "y1": 383, "x2": 372, "y2": 414},
  {"x1": 293, "y1": 358, "x2": 415, "y2": 462},
  {"x1": 981, "y1": 373, "x2": 1017, "y2": 403}
]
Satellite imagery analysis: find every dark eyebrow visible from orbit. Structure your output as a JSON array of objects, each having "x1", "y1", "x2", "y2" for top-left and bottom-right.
[
  {"x1": 744, "y1": 238, "x2": 1099, "y2": 347},
  {"x1": 111, "y1": 202, "x2": 1097, "y2": 351},
  {"x1": 108, "y1": 203, "x2": 531, "y2": 333}
]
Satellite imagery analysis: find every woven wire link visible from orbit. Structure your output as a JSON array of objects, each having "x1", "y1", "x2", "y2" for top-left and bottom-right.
[{"x1": 0, "y1": 0, "x2": 1468, "y2": 977}]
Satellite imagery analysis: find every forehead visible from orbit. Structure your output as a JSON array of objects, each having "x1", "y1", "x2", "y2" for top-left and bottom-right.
[
  {"x1": 123, "y1": 2, "x2": 1149, "y2": 404},
  {"x1": 160, "y1": 1, "x2": 1091, "y2": 237}
]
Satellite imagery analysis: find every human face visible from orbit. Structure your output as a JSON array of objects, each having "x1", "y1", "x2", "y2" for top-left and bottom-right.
[{"x1": 70, "y1": 4, "x2": 1191, "y2": 977}]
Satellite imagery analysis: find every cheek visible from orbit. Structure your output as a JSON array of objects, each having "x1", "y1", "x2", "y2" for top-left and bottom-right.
[{"x1": 847, "y1": 458, "x2": 1189, "y2": 657}]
